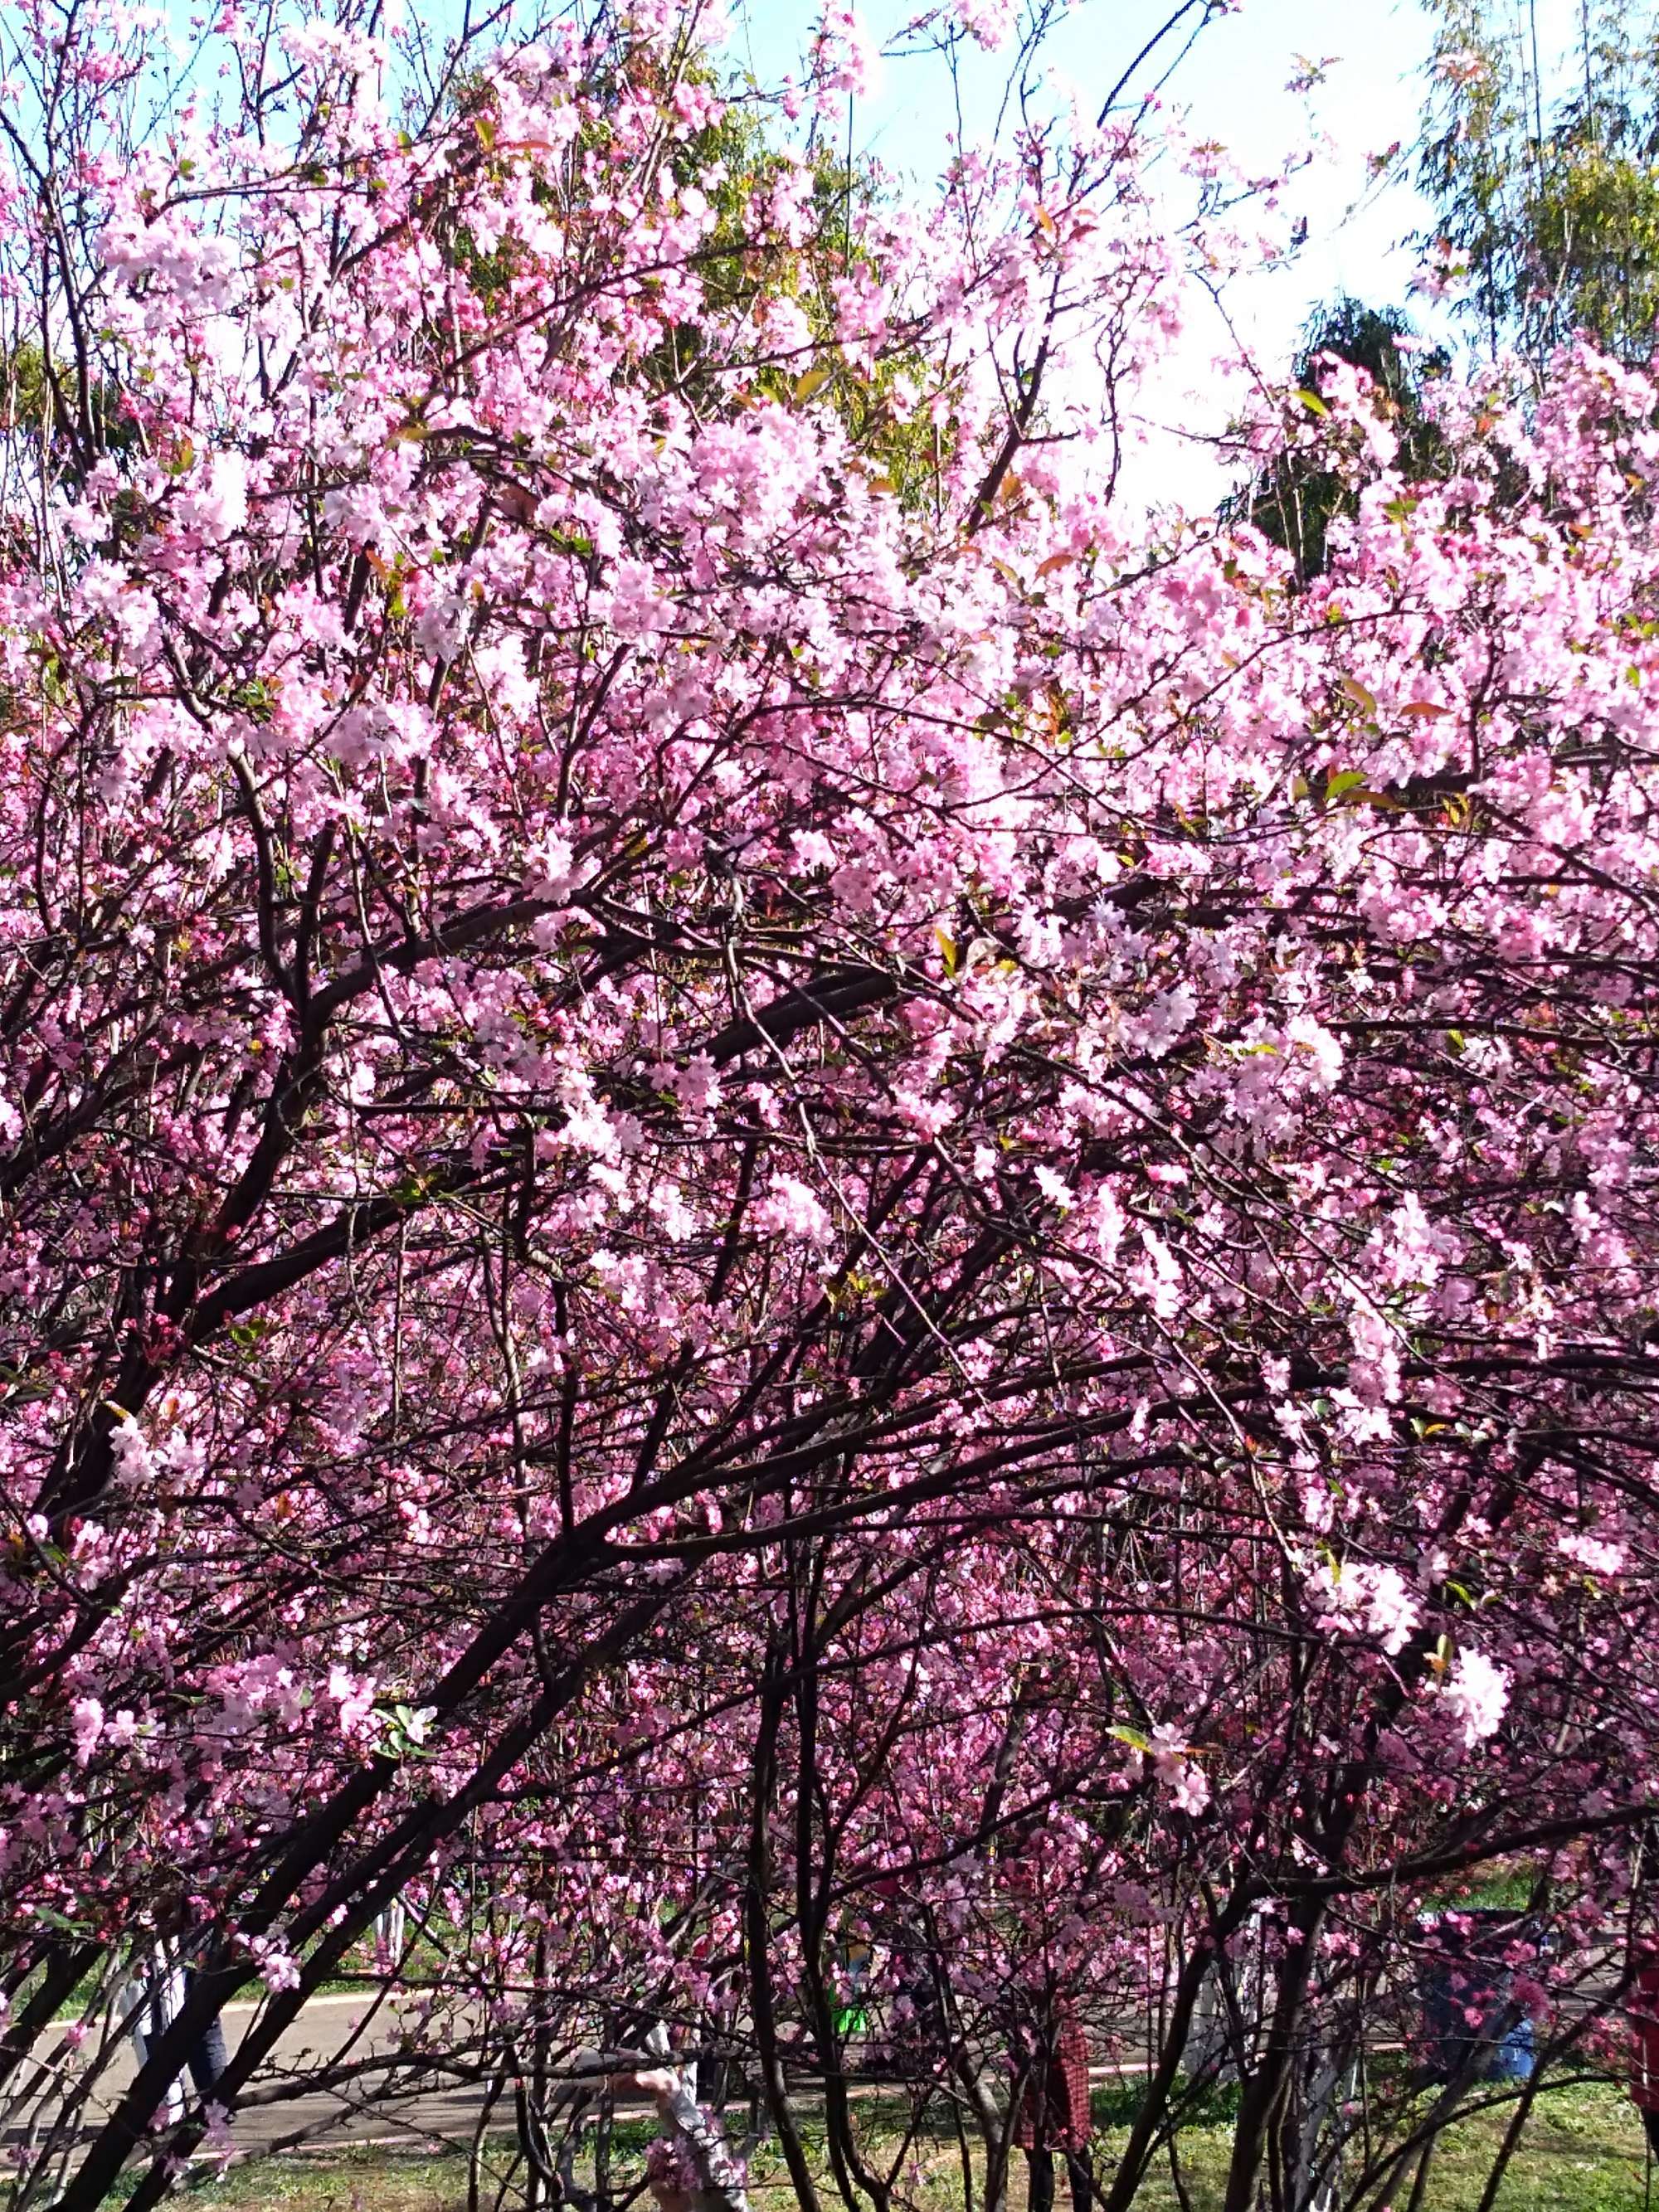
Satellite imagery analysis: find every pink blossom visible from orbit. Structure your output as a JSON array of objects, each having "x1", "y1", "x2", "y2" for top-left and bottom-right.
[
  {"x1": 753, "y1": 1174, "x2": 835, "y2": 1249},
  {"x1": 70, "y1": 1698, "x2": 105, "y2": 1767},
  {"x1": 1443, "y1": 1648, "x2": 1510, "y2": 1747}
]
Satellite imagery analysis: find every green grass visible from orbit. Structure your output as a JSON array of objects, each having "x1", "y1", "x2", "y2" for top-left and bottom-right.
[
  {"x1": 1114, "y1": 2079, "x2": 1654, "y2": 2212},
  {"x1": 138, "y1": 2146, "x2": 467, "y2": 2210},
  {"x1": 138, "y1": 2075, "x2": 1659, "y2": 2212}
]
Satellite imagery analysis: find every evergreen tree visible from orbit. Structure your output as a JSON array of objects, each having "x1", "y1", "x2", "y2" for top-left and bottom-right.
[{"x1": 1241, "y1": 295, "x2": 1449, "y2": 580}]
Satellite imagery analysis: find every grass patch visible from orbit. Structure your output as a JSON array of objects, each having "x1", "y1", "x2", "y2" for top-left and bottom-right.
[
  {"x1": 147, "y1": 2075, "x2": 1658, "y2": 2212},
  {"x1": 1086, "y1": 2075, "x2": 1655, "y2": 2212},
  {"x1": 158, "y1": 2146, "x2": 470, "y2": 2210}
]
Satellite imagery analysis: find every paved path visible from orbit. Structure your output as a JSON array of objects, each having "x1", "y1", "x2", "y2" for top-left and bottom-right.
[
  {"x1": 25, "y1": 1996, "x2": 1131, "y2": 2165},
  {"x1": 21, "y1": 1991, "x2": 562, "y2": 2159}
]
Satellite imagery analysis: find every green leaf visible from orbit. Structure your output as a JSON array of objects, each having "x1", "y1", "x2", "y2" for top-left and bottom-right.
[
  {"x1": 793, "y1": 365, "x2": 832, "y2": 403},
  {"x1": 1325, "y1": 768, "x2": 1369, "y2": 800},
  {"x1": 1296, "y1": 387, "x2": 1330, "y2": 416},
  {"x1": 1107, "y1": 1723, "x2": 1151, "y2": 1753},
  {"x1": 32, "y1": 1907, "x2": 87, "y2": 1935}
]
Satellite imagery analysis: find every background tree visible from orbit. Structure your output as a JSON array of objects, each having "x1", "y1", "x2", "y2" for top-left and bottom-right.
[
  {"x1": 1418, "y1": 0, "x2": 1659, "y2": 363},
  {"x1": 1237, "y1": 295, "x2": 1450, "y2": 579}
]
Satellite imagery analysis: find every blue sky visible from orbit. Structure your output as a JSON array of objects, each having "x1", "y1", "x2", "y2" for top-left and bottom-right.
[
  {"x1": 728, "y1": 0, "x2": 1443, "y2": 507},
  {"x1": 724, "y1": 0, "x2": 1606, "y2": 508}
]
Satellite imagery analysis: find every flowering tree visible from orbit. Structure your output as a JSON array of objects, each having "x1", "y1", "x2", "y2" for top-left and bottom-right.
[{"x1": 0, "y1": 0, "x2": 1657, "y2": 2209}]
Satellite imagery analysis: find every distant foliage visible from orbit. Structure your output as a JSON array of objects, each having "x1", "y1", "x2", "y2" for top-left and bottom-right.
[{"x1": 1420, "y1": 0, "x2": 1659, "y2": 362}]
